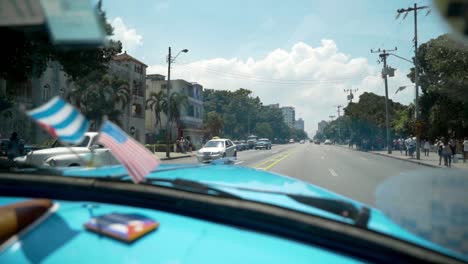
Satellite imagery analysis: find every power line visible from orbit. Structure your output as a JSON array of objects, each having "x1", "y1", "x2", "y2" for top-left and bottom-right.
[{"x1": 177, "y1": 63, "x2": 371, "y2": 85}]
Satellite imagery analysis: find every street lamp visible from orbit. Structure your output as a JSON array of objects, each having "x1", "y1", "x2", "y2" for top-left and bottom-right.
[{"x1": 166, "y1": 47, "x2": 189, "y2": 158}]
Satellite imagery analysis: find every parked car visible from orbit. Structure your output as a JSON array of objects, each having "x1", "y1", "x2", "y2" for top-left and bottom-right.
[
  {"x1": 299, "y1": 140, "x2": 305, "y2": 144},
  {"x1": 246, "y1": 135, "x2": 258, "y2": 149},
  {"x1": 255, "y1": 138, "x2": 272, "y2": 150},
  {"x1": 314, "y1": 139, "x2": 321, "y2": 145},
  {"x1": 233, "y1": 140, "x2": 248, "y2": 151},
  {"x1": 289, "y1": 139, "x2": 295, "y2": 143},
  {"x1": 14, "y1": 132, "x2": 103, "y2": 167},
  {"x1": 324, "y1": 139, "x2": 333, "y2": 145},
  {"x1": 42, "y1": 148, "x2": 120, "y2": 167},
  {"x1": 197, "y1": 139, "x2": 237, "y2": 162}
]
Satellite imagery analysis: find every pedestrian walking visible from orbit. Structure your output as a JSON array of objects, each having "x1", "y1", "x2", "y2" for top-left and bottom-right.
[
  {"x1": 436, "y1": 138, "x2": 443, "y2": 166},
  {"x1": 449, "y1": 138, "x2": 456, "y2": 159},
  {"x1": 186, "y1": 136, "x2": 192, "y2": 152},
  {"x1": 180, "y1": 137, "x2": 186, "y2": 154},
  {"x1": 7, "y1": 132, "x2": 24, "y2": 161},
  {"x1": 442, "y1": 139, "x2": 452, "y2": 167},
  {"x1": 407, "y1": 136, "x2": 415, "y2": 158},
  {"x1": 463, "y1": 137, "x2": 468, "y2": 163},
  {"x1": 423, "y1": 139, "x2": 430, "y2": 157}
]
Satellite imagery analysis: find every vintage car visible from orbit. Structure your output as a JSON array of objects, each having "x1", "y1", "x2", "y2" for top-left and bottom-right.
[
  {"x1": 14, "y1": 132, "x2": 104, "y2": 167},
  {"x1": 0, "y1": 161, "x2": 466, "y2": 264}
]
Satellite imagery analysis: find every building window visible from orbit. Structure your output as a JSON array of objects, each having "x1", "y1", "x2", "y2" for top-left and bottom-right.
[
  {"x1": 188, "y1": 105, "x2": 195, "y2": 117},
  {"x1": 132, "y1": 104, "x2": 143, "y2": 118},
  {"x1": 42, "y1": 84, "x2": 50, "y2": 101}
]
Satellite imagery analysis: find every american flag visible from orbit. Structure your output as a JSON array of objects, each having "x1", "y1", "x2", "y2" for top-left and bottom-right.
[{"x1": 98, "y1": 121, "x2": 160, "y2": 183}]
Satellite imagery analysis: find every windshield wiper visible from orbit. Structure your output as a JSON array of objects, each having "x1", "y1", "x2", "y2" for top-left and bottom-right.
[
  {"x1": 188, "y1": 183, "x2": 370, "y2": 228},
  {"x1": 287, "y1": 194, "x2": 370, "y2": 228},
  {"x1": 143, "y1": 178, "x2": 241, "y2": 199}
]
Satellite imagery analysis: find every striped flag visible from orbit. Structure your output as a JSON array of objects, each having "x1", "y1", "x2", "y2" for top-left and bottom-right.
[
  {"x1": 27, "y1": 96, "x2": 89, "y2": 144},
  {"x1": 98, "y1": 121, "x2": 160, "y2": 183}
]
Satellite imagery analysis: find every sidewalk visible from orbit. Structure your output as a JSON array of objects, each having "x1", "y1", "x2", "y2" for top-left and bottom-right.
[
  {"x1": 370, "y1": 150, "x2": 468, "y2": 170},
  {"x1": 154, "y1": 152, "x2": 195, "y2": 160}
]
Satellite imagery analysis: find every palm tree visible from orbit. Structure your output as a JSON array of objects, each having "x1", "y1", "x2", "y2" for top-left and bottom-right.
[
  {"x1": 66, "y1": 73, "x2": 130, "y2": 128},
  {"x1": 145, "y1": 91, "x2": 164, "y2": 132},
  {"x1": 161, "y1": 92, "x2": 189, "y2": 130}
]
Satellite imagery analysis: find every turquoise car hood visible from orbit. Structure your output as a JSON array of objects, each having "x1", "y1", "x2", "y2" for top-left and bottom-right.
[{"x1": 60, "y1": 163, "x2": 465, "y2": 260}]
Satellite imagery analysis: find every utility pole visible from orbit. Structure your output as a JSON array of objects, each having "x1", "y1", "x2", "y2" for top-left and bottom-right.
[
  {"x1": 165, "y1": 47, "x2": 172, "y2": 158},
  {"x1": 371, "y1": 47, "x2": 397, "y2": 154},
  {"x1": 397, "y1": 3, "x2": 429, "y2": 160},
  {"x1": 164, "y1": 47, "x2": 188, "y2": 158},
  {"x1": 344, "y1": 89, "x2": 358, "y2": 103},
  {"x1": 336, "y1": 105, "x2": 343, "y2": 143}
]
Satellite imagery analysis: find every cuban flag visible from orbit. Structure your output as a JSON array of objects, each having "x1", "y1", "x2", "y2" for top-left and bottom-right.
[
  {"x1": 98, "y1": 121, "x2": 160, "y2": 183},
  {"x1": 27, "y1": 96, "x2": 89, "y2": 144}
]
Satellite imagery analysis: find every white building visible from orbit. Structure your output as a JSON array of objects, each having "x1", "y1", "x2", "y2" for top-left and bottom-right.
[
  {"x1": 145, "y1": 75, "x2": 205, "y2": 149},
  {"x1": 317, "y1": 120, "x2": 328, "y2": 134},
  {"x1": 294, "y1": 118, "x2": 304, "y2": 131},
  {"x1": 281, "y1": 106, "x2": 295, "y2": 128},
  {"x1": 109, "y1": 52, "x2": 147, "y2": 143}
]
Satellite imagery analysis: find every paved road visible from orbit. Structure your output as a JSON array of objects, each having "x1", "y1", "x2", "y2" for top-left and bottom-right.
[{"x1": 164, "y1": 142, "x2": 468, "y2": 256}]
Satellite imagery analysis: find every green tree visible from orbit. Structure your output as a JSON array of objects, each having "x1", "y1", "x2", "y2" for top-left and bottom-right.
[
  {"x1": 254, "y1": 122, "x2": 274, "y2": 139},
  {"x1": 407, "y1": 34, "x2": 468, "y2": 139},
  {"x1": 205, "y1": 111, "x2": 224, "y2": 137},
  {"x1": 66, "y1": 73, "x2": 130, "y2": 128},
  {"x1": 146, "y1": 91, "x2": 165, "y2": 132},
  {"x1": 166, "y1": 92, "x2": 189, "y2": 132}
]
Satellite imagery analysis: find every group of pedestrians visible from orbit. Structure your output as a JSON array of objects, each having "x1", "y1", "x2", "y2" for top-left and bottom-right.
[
  {"x1": 176, "y1": 136, "x2": 192, "y2": 154},
  {"x1": 395, "y1": 136, "x2": 416, "y2": 158},
  {"x1": 434, "y1": 137, "x2": 468, "y2": 167},
  {"x1": 394, "y1": 136, "x2": 468, "y2": 167}
]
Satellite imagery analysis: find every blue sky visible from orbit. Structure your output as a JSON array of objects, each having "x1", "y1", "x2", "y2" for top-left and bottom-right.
[{"x1": 102, "y1": 0, "x2": 450, "y2": 134}]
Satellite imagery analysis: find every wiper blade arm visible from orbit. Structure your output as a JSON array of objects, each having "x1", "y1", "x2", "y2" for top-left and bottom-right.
[
  {"x1": 145, "y1": 178, "x2": 241, "y2": 199},
  {"x1": 288, "y1": 194, "x2": 370, "y2": 228},
  {"x1": 191, "y1": 182, "x2": 371, "y2": 228}
]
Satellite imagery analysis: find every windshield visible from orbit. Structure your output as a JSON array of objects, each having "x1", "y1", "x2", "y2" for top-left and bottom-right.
[
  {"x1": 204, "y1": 141, "x2": 224, "y2": 148},
  {"x1": 1, "y1": 0, "x2": 467, "y2": 260}
]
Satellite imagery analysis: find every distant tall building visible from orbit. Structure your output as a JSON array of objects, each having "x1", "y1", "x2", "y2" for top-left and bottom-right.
[
  {"x1": 268, "y1": 103, "x2": 280, "y2": 109},
  {"x1": 294, "y1": 118, "x2": 304, "y2": 131},
  {"x1": 281, "y1": 106, "x2": 295, "y2": 128},
  {"x1": 317, "y1": 120, "x2": 328, "y2": 134}
]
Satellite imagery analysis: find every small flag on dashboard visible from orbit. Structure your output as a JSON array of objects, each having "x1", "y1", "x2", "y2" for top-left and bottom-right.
[
  {"x1": 26, "y1": 96, "x2": 89, "y2": 144},
  {"x1": 97, "y1": 120, "x2": 160, "y2": 183}
]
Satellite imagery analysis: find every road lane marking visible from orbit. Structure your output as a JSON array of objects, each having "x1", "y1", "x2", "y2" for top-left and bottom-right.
[
  {"x1": 262, "y1": 152, "x2": 292, "y2": 170},
  {"x1": 254, "y1": 151, "x2": 293, "y2": 170},
  {"x1": 235, "y1": 161, "x2": 244, "y2": 165},
  {"x1": 328, "y1": 168, "x2": 338, "y2": 177},
  {"x1": 360, "y1": 157, "x2": 368, "y2": 161},
  {"x1": 272, "y1": 150, "x2": 278, "y2": 154}
]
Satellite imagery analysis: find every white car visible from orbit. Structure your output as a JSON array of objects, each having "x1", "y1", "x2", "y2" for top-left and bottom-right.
[
  {"x1": 324, "y1": 139, "x2": 333, "y2": 145},
  {"x1": 197, "y1": 139, "x2": 237, "y2": 163},
  {"x1": 43, "y1": 148, "x2": 120, "y2": 167},
  {"x1": 14, "y1": 132, "x2": 104, "y2": 167}
]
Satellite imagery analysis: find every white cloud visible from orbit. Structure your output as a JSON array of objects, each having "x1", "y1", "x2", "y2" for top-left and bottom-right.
[
  {"x1": 148, "y1": 40, "x2": 413, "y2": 135},
  {"x1": 110, "y1": 17, "x2": 143, "y2": 53}
]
